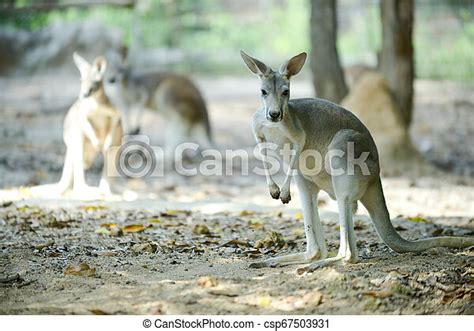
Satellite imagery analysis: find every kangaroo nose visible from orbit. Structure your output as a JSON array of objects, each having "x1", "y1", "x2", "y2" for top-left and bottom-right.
[
  {"x1": 129, "y1": 127, "x2": 141, "y2": 135},
  {"x1": 269, "y1": 111, "x2": 280, "y2": 120}
]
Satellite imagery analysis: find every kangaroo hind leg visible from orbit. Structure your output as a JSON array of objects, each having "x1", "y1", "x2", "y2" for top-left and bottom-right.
[
  {"x1": 250, "y1": 175, "x2": 327, "y2": 268},
  {"x1": 302, "y1": 130, "x2": 372, "y2": 272}
]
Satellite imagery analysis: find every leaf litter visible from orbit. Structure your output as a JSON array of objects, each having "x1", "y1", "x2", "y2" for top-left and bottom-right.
[{"x1": 0, "y1": 202, "x2": 472, "y2": 314}]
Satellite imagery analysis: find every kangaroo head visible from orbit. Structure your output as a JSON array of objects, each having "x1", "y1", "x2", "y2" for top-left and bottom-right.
[
  {"x1": 73, "y1": 52, "x2": 107, "y2": 99},
  {"x1": 240, "y1": 51, "x2": 306, "y2": 123},
  {"x1": 105, "y1": 47, "x2": 129, "y2": 86}
]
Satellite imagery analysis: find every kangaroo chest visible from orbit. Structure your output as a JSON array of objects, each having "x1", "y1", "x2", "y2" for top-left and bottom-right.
[
  {"x1": 259, "y1": 122, "x2": 336, "y2": 199},
  {"x1": 260, "y1": 125, "x2": 293, "y2": 150},
  {"x1": 83, "y1": 99, "x2": 117, "y2": 140}
]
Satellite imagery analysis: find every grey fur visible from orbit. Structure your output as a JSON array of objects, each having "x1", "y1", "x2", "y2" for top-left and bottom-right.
[{"x1": 241, "y1": 50, "x2": 474, "y2": 270}]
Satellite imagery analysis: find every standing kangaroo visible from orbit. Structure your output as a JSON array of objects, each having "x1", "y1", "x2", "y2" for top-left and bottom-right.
[
  {"x1": 105, "y1": 50, "x2": 213, "y2": 164},
  {"x1": 241, "y1": 51, "x2": 474, "y2": 271},
  {"x1": 31, "y1": 53, "x2": 123, "y2": 199}
]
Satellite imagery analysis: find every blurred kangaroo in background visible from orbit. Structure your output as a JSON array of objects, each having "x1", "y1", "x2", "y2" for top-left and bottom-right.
[
  {"x1": 240, "y1": 51, "x2": 474, "y2": 271},
  {"x1": 31, "y1": 53, "x2": 123, "y2": 199},
  {"x1": 105, "y1": 48, "x2": 213, "y2": 165}
]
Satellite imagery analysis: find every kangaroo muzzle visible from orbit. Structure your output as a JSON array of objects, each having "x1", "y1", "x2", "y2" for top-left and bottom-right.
[{"x1": 267, "y1": 110, "x2": 282, "y2": 122}]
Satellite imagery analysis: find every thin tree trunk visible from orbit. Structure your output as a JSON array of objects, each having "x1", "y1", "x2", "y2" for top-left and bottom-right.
[
  {"x1": 379, "y1": 0, "x2": 414, "y2": 127},
  {"x1": 310, "y1": 0, "x2": 348, "y2": 103}
]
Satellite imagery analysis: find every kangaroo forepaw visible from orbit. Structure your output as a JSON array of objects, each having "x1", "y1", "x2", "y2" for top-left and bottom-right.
[
  {"x1": 269, "y1": 184, "x2": 280, "y2": 200},
  {"x1": 280, "y1": 190, "x2": 291, "y2": 204}
]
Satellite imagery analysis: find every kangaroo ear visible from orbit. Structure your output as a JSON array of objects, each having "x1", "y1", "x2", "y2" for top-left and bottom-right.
[
  {"x1": 73, "y1": 52, "x2": 91, "y2": 77},
  {"x1": 279, "y1": 52, "x2": 307, "y2": 78},
  {"x1": 92, "y1": 56, "x2": 107, "y2": 78},
  {"x1": 240, "y1": 50, "x2": 270, "y2": 78},
  {"x1": 119, "y1": 46, "x2": 129, "y2": 61}
]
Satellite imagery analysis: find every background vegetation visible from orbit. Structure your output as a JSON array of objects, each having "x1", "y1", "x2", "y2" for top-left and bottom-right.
[{"x1": 1, "y1": 0, "x2": 473, "y2": 82}]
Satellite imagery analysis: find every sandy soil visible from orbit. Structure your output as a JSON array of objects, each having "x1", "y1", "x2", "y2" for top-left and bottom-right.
[{"x1": 0, "y1": 74, "x2": 473, "y2": 314}]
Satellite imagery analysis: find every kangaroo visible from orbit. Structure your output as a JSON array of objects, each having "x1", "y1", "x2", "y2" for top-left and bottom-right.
[
  {"x1": 240, "y1": 51, "x2": 474, "y2": 271},
  {"x1": 31, "y1": 53, "x2": 123, "y2": 199},
  {"x1": 105, "y1": 50, "x2": 213, "y2": 165}
]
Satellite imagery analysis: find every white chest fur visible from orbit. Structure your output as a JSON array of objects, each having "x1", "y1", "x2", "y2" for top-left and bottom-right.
[{"x1": 260, "y1": 123, "x2": 292, "y2": 148}]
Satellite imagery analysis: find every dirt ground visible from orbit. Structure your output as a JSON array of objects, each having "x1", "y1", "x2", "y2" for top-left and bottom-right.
[{"x1": 0, "y1": 74, "x2": 473, "y2": 314}]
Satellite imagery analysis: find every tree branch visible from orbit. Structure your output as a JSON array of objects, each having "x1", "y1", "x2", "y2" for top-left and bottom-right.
[{"x1": 0, "y1": 0, "x2": 135, "y2": 13}]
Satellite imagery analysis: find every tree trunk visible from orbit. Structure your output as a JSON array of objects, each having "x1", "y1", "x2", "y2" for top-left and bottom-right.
[
  {"x1": 309, "y1": 0, "x2": 348, "y2": 103},
  {"x1": 379, "y1": 0, "x2": 414, "y2": 127}
]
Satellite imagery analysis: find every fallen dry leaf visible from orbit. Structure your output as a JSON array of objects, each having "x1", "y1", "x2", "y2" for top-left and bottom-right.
[
  {"x1": 95, "y1": 228, "x2": 110, "y2": 235},
  {"x1": 254, "y1": 231, "x2": 285, "y2": 249},
  {"x1": 209, "y1": 287, "x2": 240, "y2": 297},
  {"x1": 239, "y1": 210, "x2": 254, "y2": 217},
  {"x1": 100, "y1": 223, "x2": 117, "y2": 228},
  {"x1": 89, "y1": 309, "x2": 109, "y2": 315},
  {"x1": 35, "y1": 240, "x2": 54, "y2": 250},
  {"x1": 94, "y1": 250, "x2": 117, "y2": 257},
  {"x1": 122, "y1": 224, "x2": 146, "y2": 233},
  {"x1": 97, "y1": 223, "x2": 120, "y2": 236},
  {"x1": 162, "y1": 209, "x2": 189, "y2": 217},
  {"x1": 131, "y1": 242, "x2": 157, "y2": 254},
  {"x1": 16, "y1": 205, "x2": 41, "y2": 213},
  {"x1": 257, "y1": 295, "x2": 271, "y2": 307},
  {"x1": 64, "y1": 263, "x2": 96, "y2": 277},
  {"x1": 407, "y1": 216, "x2": 429, "y2": 223},
  {"x1": 291, "y1": 228, "x2": 305, "y2": 236},
  {"x1": 193, "y1": 224, "x2": 210, "y2": 235},
  {"x1": 277, "y1": 291, "x2": 323, "y2": 311},
  {"x1": 248, "y1": 218, "x2": 264, "y2": 230},
  {"x1": 197, "y1": 276, "x2": 218, "y2": 288},
  {"x1": 441, "y1": 287, "x2": 472, "y2": 304},
  {"x1": 216, "y1": 239, "x2": 251, "y2": 248},
  {"x1": 80, "y1": 205, "x2": 107, "y2": 212},
  {"x1": 361, "y1": 290, "x2": 394, "y2": 298}
]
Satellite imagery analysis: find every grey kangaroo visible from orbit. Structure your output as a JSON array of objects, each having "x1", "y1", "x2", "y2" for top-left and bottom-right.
[
  {"x1": 241, "y1": 50, "x2": 474, "y2": 271},
  {"x1": 105, "y1": 50, "x2": 212, "y2": 164},
  {"x1": 31, "y1": 53, "x2": 123, "y2": 199}
]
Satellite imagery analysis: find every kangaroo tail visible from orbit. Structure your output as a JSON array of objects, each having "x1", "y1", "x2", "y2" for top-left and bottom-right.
[
  {"x1": 197, "y1": 97, "x2": 214, "y2": 147},
  {"x1": 361, "y1": 178, "x2": 474, "y2": 253},
  {"x1": 202, "y1": 103, "x2": 213, "y2": 146},
  {"x1": 204, "y1": 114, "x2": 213, "y2": 146}
]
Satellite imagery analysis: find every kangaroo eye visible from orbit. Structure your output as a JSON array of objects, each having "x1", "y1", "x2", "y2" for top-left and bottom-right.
[
  {"x1": 261, "y1": 89, "x2": 268, "y2": 96},
  {"x1": 282, "y1": 89, "x2": 289, "y2": 96}
]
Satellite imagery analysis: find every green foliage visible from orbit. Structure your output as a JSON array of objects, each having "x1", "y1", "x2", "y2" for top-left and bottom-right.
[
  {"x1": 137, "y1": 0, "x2": 309, "y2": 57},
  {"x1": 338, "y1": 5, "x2": 381, "y2": 65},
  {"x1": 0, "y1": 0, "x2": 472, "y2": 82},
  {"x1": 415, "y1": 8, "x2": 474, "y2": 83}
]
